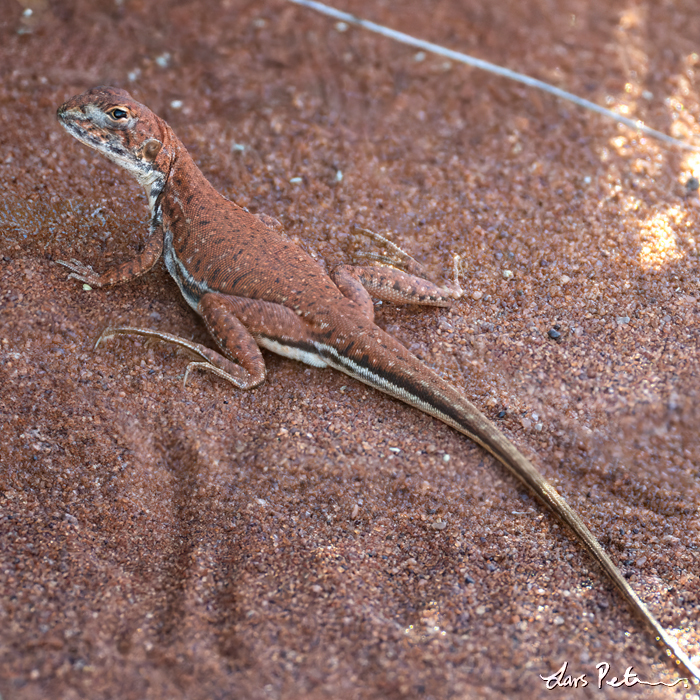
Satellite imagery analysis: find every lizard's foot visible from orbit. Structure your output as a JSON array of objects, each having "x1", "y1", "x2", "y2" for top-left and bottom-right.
[
  {"x1": 95, "y1": 325, "x2": 266, "y2": 390},
  {"x1": 182, "y1": 360, "x2": 246, "y2": 387},
  {"x1": 95, "y1": 326, "x2": 205, "y2": 356},
  {"x1": 99, "y1": 327, "x2": 214, "y2": 387},
  {"x1": 349, "y1": 225, "x2": 423, "y2": 274},
  {"x1": 56, "y1": 258, "x2": 102, "y2": 286},
  {"x1": 349, "y1": 225, "x2": 463, "y2": 301}
]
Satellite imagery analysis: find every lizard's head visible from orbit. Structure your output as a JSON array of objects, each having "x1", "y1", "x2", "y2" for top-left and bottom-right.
[{"x1": 57, "y1": 86, "x2": 170, "y2": 190}]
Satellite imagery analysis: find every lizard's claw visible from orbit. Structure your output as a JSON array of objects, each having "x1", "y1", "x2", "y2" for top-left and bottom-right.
[{"x1": 94, "y1": 327, "x2": 118, "y2": 350}]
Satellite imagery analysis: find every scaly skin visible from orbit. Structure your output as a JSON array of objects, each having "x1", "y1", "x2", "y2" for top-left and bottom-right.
[{"x1": 57, "y1": 86, "x2": 698, "y2": 684}]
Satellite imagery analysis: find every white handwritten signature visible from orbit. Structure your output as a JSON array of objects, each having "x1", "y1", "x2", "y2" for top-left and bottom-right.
[{"x1": 539, "y1": 661, "x2": 690, "y2": 690}]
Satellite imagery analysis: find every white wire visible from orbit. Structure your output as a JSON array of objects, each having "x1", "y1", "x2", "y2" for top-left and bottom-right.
[{"x1": 287, "y1": 0, "x2": 700, "y2": 152}]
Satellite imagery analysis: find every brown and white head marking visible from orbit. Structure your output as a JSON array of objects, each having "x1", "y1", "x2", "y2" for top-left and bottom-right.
[{"x1": 57, "y1": 86, "x2": 172, "y2": 209}]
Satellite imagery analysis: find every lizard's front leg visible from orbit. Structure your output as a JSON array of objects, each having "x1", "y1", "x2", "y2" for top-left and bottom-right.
[
  {"x1": 57, "y1": 226, "x2": 164, "y2": 287},
  {"x1": 97, "y1": 293, "x2": 324, "y2": 389}
]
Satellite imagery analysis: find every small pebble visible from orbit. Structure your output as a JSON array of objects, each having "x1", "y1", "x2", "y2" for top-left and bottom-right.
[
  {"x1": 502, "y1": 270, "x2": 514, "y2": 280},
  {"x1": 686, "y1": 177, "x2": 699, "y2": 192},
  {"x1": 548, "y1": 328, "x2": 561, "y2": 340},
  {"x1": 471, "y1": 290, "x2": 483, "y2": 300}
]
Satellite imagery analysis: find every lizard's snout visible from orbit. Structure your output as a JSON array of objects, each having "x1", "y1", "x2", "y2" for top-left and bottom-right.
[{"x1": 56, "y1": 101, "x2": 81, "y2": 122}]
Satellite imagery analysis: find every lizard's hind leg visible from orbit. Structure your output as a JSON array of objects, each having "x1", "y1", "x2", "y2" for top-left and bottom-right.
[
  {"x1": 95, "y1": 317, "x2": 266, "y2": 390},
  {"x1": 94, "y1": 294, "x2": 325, "y2": 389},
  {"x1": 331, "y1": 226, "x2": 463, "y2": 318},
  {"x1": 351, "y1": 225, "x2": 462, "y2": 297}
]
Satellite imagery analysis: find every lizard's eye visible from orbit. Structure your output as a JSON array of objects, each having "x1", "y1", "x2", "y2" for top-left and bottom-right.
[{"x1": 108, "y1": 108, "x2": 129, "y2": 120}]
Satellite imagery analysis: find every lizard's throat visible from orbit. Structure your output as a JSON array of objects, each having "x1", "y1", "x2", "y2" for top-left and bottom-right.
[{"x1": 137, "y1": 168, "x2": 166, "y2": 212}]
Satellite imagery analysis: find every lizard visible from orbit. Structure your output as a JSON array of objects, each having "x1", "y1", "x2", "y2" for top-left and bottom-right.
[{"x1": 56, "y1": 86, "x2": 699, "y2": 684}]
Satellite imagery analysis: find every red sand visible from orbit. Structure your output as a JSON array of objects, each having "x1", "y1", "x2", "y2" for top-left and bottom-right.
[{"x1": 1, "y1": 1, "x2": 699, "y2": 698}]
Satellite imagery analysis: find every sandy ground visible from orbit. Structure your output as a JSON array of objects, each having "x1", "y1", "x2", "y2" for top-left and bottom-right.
[{"x1": 1, "y1": 1, "x2": 699, "y2": 698}]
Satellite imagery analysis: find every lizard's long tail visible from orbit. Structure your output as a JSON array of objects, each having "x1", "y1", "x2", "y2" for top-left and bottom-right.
[{"x1": 319, "y1": 330, "x2": 700, "y2": 684}]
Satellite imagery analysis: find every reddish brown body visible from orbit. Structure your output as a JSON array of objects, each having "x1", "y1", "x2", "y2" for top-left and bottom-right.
[{"x1": 56, "y1": 87, "x2": 700, "y2": 683}]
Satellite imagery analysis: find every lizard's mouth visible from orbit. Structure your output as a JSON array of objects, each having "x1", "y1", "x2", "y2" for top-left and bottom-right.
[
  {"x1": 57, "y1": 107, "x2": 115, "y2": 153},
  {"x1": 57, "y1": 107, "x2": 154, "y2": 181}
]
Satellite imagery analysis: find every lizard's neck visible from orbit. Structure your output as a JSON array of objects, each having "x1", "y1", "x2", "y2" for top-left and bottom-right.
[
  {"x1": 158, "y1": 140, "x2": 229, "y2": 224},
  {"x1": 135, "y1": 121, "x2": 215, "y2": 217}
]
